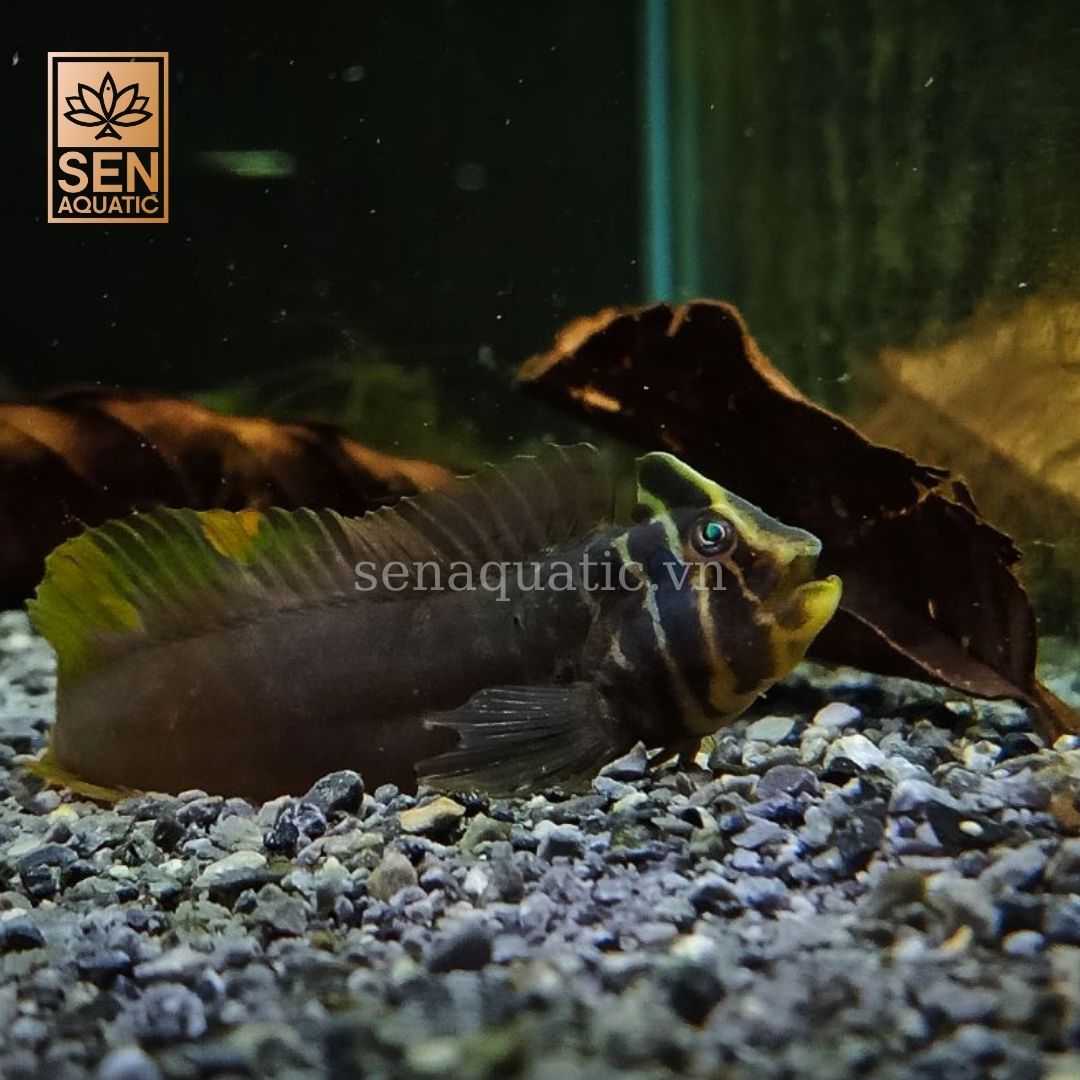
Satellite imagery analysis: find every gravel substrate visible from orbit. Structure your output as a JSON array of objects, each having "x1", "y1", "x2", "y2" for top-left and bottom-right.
[{"x1": 0, "y1": 608, "x2": 1079, "y2": 1078}]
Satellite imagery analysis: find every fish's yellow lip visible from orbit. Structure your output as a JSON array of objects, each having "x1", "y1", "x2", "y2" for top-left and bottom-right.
[{"x1": 790, "y1": 574, "x2": 843, "y2": 635}]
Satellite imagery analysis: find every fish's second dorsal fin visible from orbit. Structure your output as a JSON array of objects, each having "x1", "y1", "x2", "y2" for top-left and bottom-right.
[{"x1": 29, "y1": 443, "x2": 619, "y2": 682}]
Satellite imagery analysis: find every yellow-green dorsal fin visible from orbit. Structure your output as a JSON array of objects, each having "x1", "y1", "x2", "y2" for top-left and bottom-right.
[{"x1": 28, "y1": 443, "x2": 618, "y2": 682}]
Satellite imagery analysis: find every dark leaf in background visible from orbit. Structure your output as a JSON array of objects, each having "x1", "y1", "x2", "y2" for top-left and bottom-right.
[
  {"x1": 0, "y1": 389, "x2": 451, "y2": 609},
  {"x1": 519, "y1": 300, "x2": 1076, "y2": 735}
]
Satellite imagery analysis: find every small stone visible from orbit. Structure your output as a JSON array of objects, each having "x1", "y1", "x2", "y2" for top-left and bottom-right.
[
  {"x1": 519, "y1": 891, "x2": 556, "y2": 935},
  {"x1": 536, "y1": 823, "x2": 586, "y2": 860},
  {"x1": 133, "y1": 984, "x2": 207, "y2": 1044},
  {"x1": 208, "y1": 815, "x2": 264, "y2": 852},
  {"x1": 253, "y1": 884, "x2": 309, "y2": 937},
  {"x1": 1046, "y1": 896, "x2": 1080, "y2": 945},
  {"x1": 368, "y1": 850, "x2": 418, "y2": 901},
  {"x1": 981, "y1": 843, "x2": 1048, "y2": 893},
  {"x1": 1047, "y1": 838, "x2": 1080, "y2": 894},
  {"x1": 151, "y1": 815, "x2": 185, "y2": 852},
  {"x1": 399, "y1": 796, "x2": 466, "y2": 836},
  {"x1": 425, "y1": 920, "x2": 493, "y2": 972},
  {"x1": 688, "y1": 874, "x2": 738, "y2": 913},
  {"x1": 600, "y1": 743, "x2": 649, "y2": 781},
  {"x1": 77, "y1": 949, "x2": 134, "y2": 985},
  {"x1": 593, "y1": 776, "x2": 634, "y2": 801},
  {"x1": 71, "y1": 812, "x2": 132, "y2": 855},
  {"x1": 631, "y1": 921, "x2": 679, "y2": 947},
  {"x1": 889, "y1": 779, "x2": 964, "y2": 815},
  {"x1": 755, "y1": 763, "x2": 819, "y2": 800},
  {"x1": 460, "y1": 813, "x2": 511, "y2": 853},
  {"x1": 962, "y1": 739, "x2": 1001, "y2": 772},
  {"x1": 303, "y1": 770, "x2": 364, "y2": 815},
  {"x1": 659, "y1": 959, "x2": 724, "y2": 1024},
  {"x1": 133, "y1": 945, "x2": 207, "y2": 984},
  {"x1": 16, "y1": 841, "x2": 77, "y2": 873},
  {"x1": 832, "y1": 811, "x2": 884, "y2": 872},
  {"x1": 0, "y1": 916, "x2": 44, "y2": 951},
  {"x1": 0, "y1": 715, "x2": 46, "y2": 753},
  {"x1": 860, "y1": 867, "x2": 927, "y2": 919},
  {"x1": 744, "y1": 715, "x2": 797, "y2": 744},
  {"x1": 733, "y1": 875, "x2": 789, "y2": 911},
  {"x1": 1002, "y1": 930, "x2": 1045, "y2": 957},
  {"x1": 927, "y1": 874, "x2": 999, "y2": 940},
  {"x1": 823, "y1": 733, "x2": 885, "y2": 772},
  {"x1": 486, "y1": 841, "x2": 524, "y2": 902},
  {"x1": 175, "y1": 796, "x2": 223, "y2": 828},
  {"x1": 810, "y1": 702, "x2": 861, "y2": 732},
  {"x1": 194, "y1": 850, "x2": 268, "y2": 891},
  {"x1": 97, "y1": 1046, "x2": 163, "y2": 1080},
  {"x1": 732, "y1": 818, "x2": 786, "y2": 850}
]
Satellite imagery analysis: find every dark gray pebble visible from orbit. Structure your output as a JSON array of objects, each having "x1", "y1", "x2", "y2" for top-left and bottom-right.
[
  {"x1": 0, "y1": 916, "x2": 44, "y2": 951},
  {"x1": 426, "y1": 920, "x2": 493, "y2": 972},
  {"x1": 303, "y1": 770, "x2": 364, "y2": 815}
]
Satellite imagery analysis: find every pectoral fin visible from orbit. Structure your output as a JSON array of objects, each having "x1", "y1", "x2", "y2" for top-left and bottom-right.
[{"x1": 418, "y1": 683, "x2": 632, "y2": 796}]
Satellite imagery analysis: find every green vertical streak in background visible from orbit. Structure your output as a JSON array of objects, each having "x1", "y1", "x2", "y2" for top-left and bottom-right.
[
  {"x1": 639, "y1": 0, "x2": 675, "y2": 301},
  {"x1": 671, "y1": 4, "x2": 703, "y2": 299}
]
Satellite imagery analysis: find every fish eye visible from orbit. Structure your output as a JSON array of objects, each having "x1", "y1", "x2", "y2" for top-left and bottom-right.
[{"x1": 691, "y1": 514, "x2": 736, "y2": 557}]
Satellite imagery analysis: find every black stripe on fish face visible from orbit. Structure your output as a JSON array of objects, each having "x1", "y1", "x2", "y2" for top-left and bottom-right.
[
  {"x1": 729, "y1": 540, "x2": 781, "y2": 603},
  {"x1": 648, "y1": 545, "x2": 717, "y2": 714},
  {"x1": 650, "y1": 508, "x2": 780, "y2": 722},
  {"x1": 708, "y1": 560, "x2": 777, "y2": 697},
  {"x1": 623, "y1": 519, "x2": 715, "y2": 725},
  {"x1": 614, "y1": 605, "x2": 684, "y2": 723},
  {"x1": 637, "y1": 455, "x2": 712, "y2": 513}
]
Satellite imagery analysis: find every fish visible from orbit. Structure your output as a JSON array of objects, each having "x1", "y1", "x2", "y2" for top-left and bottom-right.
[{"x1": 26, "y1": 444, "x2": 841, "y2": 801}]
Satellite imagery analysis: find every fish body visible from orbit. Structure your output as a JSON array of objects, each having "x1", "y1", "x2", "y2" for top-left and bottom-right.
[{"x1": 28, "y1": 445, "x2": 841, "y2": 799}]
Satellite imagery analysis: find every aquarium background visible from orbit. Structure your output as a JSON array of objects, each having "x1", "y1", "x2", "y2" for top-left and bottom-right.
[{"x1": 7, "y1": 0, "x2": 1079, "y2": 637}]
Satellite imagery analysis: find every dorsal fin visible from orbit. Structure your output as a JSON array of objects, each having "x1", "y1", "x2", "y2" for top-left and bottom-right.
[{"x1": 28, "y1": 443, "x2": 619, "y2": 682}]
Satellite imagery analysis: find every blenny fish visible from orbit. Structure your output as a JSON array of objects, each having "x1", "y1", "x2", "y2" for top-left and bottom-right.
[{"x1": 27, "y1": 445, "x2": 841, "y2": 800}]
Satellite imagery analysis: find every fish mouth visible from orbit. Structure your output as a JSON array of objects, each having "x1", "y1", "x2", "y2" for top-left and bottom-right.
[
  {"x1": 785, "y1": 574, "x2": 843, "y2": 635},
  {"x1": 764, "y1": 538, "x2": 842, "y2": 637}
]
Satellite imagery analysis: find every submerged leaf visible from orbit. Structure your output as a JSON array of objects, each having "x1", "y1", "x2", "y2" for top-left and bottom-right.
[
  {"x1": 519, "y1": 300, "x2": 1075, "y2": 734},
  {"x1": 0, "y1": 388, "x2": 451, "y2": 608}
]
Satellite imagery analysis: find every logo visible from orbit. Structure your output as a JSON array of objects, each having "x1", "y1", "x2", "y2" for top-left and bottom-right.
[{"x1": 47, "y1": 52, "x2": 168, "y2": 223}]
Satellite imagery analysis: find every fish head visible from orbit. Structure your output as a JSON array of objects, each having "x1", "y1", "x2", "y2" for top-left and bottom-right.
[{"x1": 607, "y1": 452, "x2": 842, "y2": 736}]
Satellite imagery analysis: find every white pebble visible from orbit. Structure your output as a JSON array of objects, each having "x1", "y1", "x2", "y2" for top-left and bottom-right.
[{"x1": 811, "y1": 702, "x2": 862, "y2": 732}]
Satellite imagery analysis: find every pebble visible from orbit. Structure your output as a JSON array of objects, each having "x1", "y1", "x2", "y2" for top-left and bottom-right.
[
  {"x1": 599, "y1": 743, "x2": 649, "y2": 781},
  {"x1": 97, "y1": 1046, "x2": 163, "y2": 1080},
  {"x1": 399, "y1": 796, "x2": 466, "y2": 836},
  {"x1": 459, "y1": 813, "x2": 511, "y2": 852},
  {"x1": 133, "y1": 984, "x2": 207, "y2": 1043},
  {"x1": 536, "y1": 822, "x2": 586, "y2": 860},
  {"x1": 252, "y1": 884, "x2": 309, "y2": 937},
  {"x1": 889, "y1": 778, "x2": 964, "y2": 814},
  {"x1": 1047, "y1": 838, "x2": 1080, "y2": 894},
  {"x1": 193, "y1": 850, "x2": 268, "y2": 891},
  {"x1": 425, "y1": 920, "x2": 493, "y2": 972},
  {"x1": 745, "y1": 715, "x2": 797, "y2": 744},
  {"x1": 133, "y1": 945, "x2": 207, "y2": 984},
  {"x1": 368, "y1": 850, "x2": 419, "y2": 901},
  {"x1": 823, "y1": 733, "x2": 886, "y2": 771},
  {"x1": 732, "y1": 818, "x2": 787, "y2": 849},
  {"x1": 810, "y1": 702, "x2": 862, "y2": 732},
  {"x1": 1045, "y1": 896, "x2": 1080, "y2": 945},
  {"x1": 0, "y1": 610, "x2": 1077, "y2": 1075},
  {"x1": 302, "y1": 770, "x2": 365, "y2": 814},
  {"x1": 755, "y1": 764, "x2": 819, "y2": 800},
  {"x1": 1002, "y1": 930, "x2": 1045, "y2": 957}
]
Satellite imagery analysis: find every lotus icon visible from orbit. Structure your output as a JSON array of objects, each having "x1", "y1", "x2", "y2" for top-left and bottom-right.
[{"x1": 63, "y1": 71, "x2": 152, "y2": 140}]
